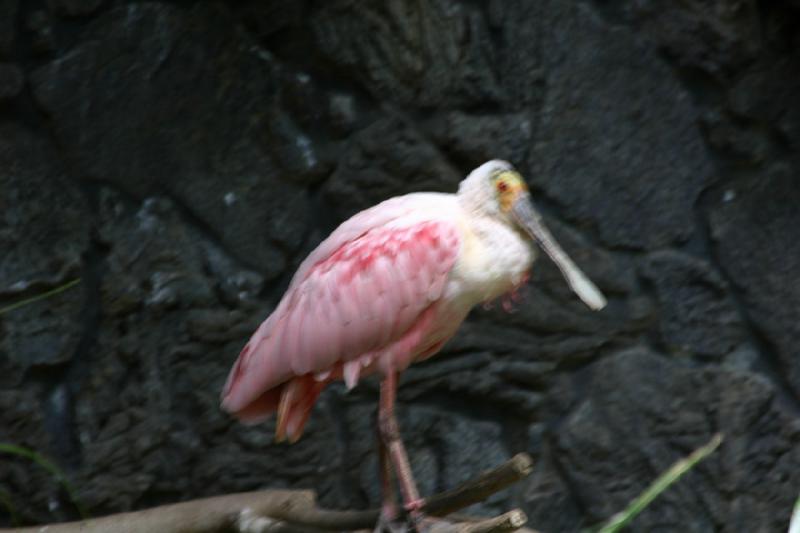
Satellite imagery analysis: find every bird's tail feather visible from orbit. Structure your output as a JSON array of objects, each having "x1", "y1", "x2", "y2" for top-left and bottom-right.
[
  {"x1": 275, "y1": 375, "x2": 326, "y2": 443},
  {"x1": 230, "y1": 385, "x2": 282, "y2": 425}
]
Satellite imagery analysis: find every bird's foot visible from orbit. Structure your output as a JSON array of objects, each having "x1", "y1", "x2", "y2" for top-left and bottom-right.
[
  {"x1": 404, "y1": 498, "x2": 425, "y2": 514},
  {"x1": 374, "y1": 500, "x2": 445, "y2": 533},
  {"x1": 374, "y1": 503, "x2": 407, "y2": 533},
  {"x1": 404, "y1": 497, "x2": 432, "y2": 533},
  {"x1": 409, "y1": 513, "x2": 453, "y2": 533}
]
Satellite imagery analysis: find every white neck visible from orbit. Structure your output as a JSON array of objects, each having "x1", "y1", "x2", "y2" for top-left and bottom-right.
[{"x1": 446, "y1": 211, "x2": 535, "y2": 305}]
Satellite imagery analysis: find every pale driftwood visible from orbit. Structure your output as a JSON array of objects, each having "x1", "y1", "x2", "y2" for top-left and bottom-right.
[
  {"x1": 4, "y1": 453, "x2": 534, "y2": 533},
  {"x1": 261, "y1": 510, "x2": 537, "y2": 533},
  {"x1": 8, "y1": 489, "x2": 316, "y2": 533},
  {"x1": 435, "y1": 511, "x2": 544, "y2": 533},
  {"x1": 437, "y1": 509, "x2": 529, "y2": 533}
]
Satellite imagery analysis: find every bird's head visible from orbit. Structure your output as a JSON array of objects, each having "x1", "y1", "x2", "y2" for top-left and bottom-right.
[{"x1": 458, "y1": 160, "x2": 607, "y2": 311}]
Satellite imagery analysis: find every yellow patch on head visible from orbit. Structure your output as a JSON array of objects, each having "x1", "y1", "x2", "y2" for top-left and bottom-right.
[{"x1": 492, "y1": 170, "x2": 528, "y2": 212}]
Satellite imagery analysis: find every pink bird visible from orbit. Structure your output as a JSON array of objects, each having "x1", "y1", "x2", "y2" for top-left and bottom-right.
[{"x1": 221, "y1": 160, "x2": 606, "y2": 529}]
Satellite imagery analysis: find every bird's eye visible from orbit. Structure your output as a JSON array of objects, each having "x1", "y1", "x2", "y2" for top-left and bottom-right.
[{"x1": 496, "y1": 180, "x2": 509, "y2": 193}]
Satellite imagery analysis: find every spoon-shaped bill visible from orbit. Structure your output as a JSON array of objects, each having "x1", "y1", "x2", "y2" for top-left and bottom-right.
[{"x1": 511, "y1": 195, "x2": 607, "y2": 311}]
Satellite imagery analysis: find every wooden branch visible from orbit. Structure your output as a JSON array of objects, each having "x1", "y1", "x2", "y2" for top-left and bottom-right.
[
  {"x1": 236, "y1": 508, "x2": 342, "y2": 533},
  {"x1": 3, "y1": 453, "x2": 534, "y2": 533},
  {"x1": 266, "y1": 453, "x2": 533, "y2": 529},
  {"x1": 6, "y1": 490, "x2": 316, "y2": 533},
  {"x1": 446, "y1": 509, "x2": 528, "y2": 533},
  {"x1": 424, "y1": 453, "x2": 533, "y2": 517},
  {"x1": 443, "y1": 511, "x2": 542, "y2": 533}
]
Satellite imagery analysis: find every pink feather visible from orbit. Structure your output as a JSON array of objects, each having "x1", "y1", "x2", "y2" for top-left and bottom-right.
[{"x1": 221, "y1": 199, "x2": 462, "y2": 440}]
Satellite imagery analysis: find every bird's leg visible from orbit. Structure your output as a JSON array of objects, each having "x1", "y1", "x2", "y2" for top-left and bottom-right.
[
  {"x1": 378, "y1": 371, "x2": 426, "y2": 526},
  {"x1": 374, "y1": 427, "x2": 402, "y2": 533}
]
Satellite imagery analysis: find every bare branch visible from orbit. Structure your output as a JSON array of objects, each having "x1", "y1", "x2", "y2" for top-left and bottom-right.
[
  {"x1": 267, "y1": 453, "x2": 533, "y2": 529},
  {"x1": 453, "y1": 509, "x2": 529, "y2": 533},
  {"x1": 444, "y1": 512, "x2": 541, "y2": 533},
  {"x1": 7, "y1": 490, "x2": 315, "y2": 533},
  {"x1": 3, "y1": 453, "x2": 534, "y2": 533},
  {"x1": 425, "y1": 453, "x2": 533, "y2": 517}
]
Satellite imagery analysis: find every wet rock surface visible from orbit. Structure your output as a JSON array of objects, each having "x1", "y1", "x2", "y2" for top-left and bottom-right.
[
  {"x1": 0, "y1": 124, "x2": 89, "y2": 373},
  {"x1": 0, "y1": 63, "x2": 23, "y2": 100},
  {"x1": 709, "y1": 164, "x2": 800, "y2": 399},
  {"x1": 594, "y1": 0, "x2": 761, "y2": 76},
  {"x1": 2, "y1": 0, "x2": 800, "y2": 531},
  {"x1": 0, "y1": 123, "x2": 89, "y2": 524},
  {"x1": 641, "y1": 250, "x2": 744, "y2": 358},
  {"x1": 0, "y1": 0, "x2": 17, "y2": 58},
  {"x1": 311, "y1": 0, "x2": 503, "y2": 109},
  {"x1": 529, "y1": 1, "x2": 713, "y2": 250},
  {"x1": 30, "y1": 3, "x2": 312, "y2": 275},
  {"x1": 552, "y1": 348, "x2": 800, "y2": 533}
]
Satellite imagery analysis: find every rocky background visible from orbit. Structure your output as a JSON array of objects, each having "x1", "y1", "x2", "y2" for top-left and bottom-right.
[{"x1": 2, "y1": 0, "x2": 800, "y2": 531}]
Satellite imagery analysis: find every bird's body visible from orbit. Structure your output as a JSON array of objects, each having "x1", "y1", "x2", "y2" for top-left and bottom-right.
[
  {"x1": 221, "y1": 188, "x2": 536, "y2": 442},
  {"x1": 222, "y1": 160, "x2": 605, "y2": 529}
]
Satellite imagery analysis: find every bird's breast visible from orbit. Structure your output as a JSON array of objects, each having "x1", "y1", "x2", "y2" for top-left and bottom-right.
[{"x1": 446, "y1": 216, "x2": 534, "y2": 305}]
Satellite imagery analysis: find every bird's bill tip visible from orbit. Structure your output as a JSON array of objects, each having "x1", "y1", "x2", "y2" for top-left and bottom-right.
[{"x1": 511, "y1": 195, "x2": 607, "y2": 311}]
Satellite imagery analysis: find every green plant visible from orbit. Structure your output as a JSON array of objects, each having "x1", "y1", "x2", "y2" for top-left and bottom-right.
[
  {"x1": 1, "y1": 279, "x2": 87, "y2": 523},
  {"x1": 595, "y1": 433, "x2": 723, "y2": 533},
  {"x1": 0, "y1": 443, "x2": 89, "y2": 520},
  {"x1": 0, "y1": 278, "x2": 81, "y2": 316}
]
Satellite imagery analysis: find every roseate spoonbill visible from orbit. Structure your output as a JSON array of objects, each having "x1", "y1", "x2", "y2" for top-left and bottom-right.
[{"x1": 221, "y1": 160, "x2": 605, "y2": 528}]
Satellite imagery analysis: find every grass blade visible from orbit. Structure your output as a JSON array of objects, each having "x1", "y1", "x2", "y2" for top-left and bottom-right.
[
  {"x1": 789, "y1": 492, "x2": 800, "y2": 533},
  {"x1": 596, "y1": 433, "x2": 723, "y2": 533},
  {"x1": 0, "y1": 278, "x2": 81, "y2": 316},
  {"x1": 0, "y1": 443, "x2": 89, "y2": 519}
]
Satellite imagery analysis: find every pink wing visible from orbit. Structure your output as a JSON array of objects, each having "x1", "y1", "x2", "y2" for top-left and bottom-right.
[{"x1": 221, "y1": 198, "x2": 460, "y2": 439}]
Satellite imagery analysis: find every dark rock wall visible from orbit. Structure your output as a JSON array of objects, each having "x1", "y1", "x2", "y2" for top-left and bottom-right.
[{"x1": 2, "y1": 1, "x2": 800, "y2": 531}]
